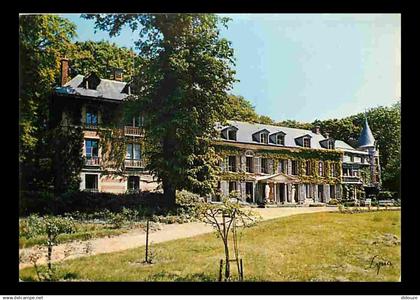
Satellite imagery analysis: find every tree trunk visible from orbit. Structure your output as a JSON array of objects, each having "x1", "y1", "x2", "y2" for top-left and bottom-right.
[
  {"x1": 145, "y1": 219, "x2": 150, "y2": 263},
  {"x1": 163, "y1": 179, "x2": 176, "y2": 207},
  {"x1": 224, "y1": 240, "x2": 230, "y2": 280}
]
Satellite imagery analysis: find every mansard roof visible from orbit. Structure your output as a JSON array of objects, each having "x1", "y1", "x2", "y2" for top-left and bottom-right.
[
  {"x1": 219, "y1": 120, "x2": 331, "y2": 150},
  {"x1": 54, "y1": 74, "x2": 129, "y2": 101},
  {"x1": 358, "y1": 118, "x2": 376, "y2": 148}
]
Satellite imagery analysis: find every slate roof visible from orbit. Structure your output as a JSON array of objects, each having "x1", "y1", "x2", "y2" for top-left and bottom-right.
[
  {"x1": 218, "y1": 120, "x2": 332, "y2": 150},
  {"x1": 54, "y1": 75, "x2": 129, "y2": 101},
  {"x1": 335, "y1": 140, "x2": 369, "y2": 155},
  {"x1": 358, "y1": 118, "x2": 376, "y2": 148}
]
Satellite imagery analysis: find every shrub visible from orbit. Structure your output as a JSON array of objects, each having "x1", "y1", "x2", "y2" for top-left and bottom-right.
[
  {"x1": 377, "y1": 191, "x2": 394, "y2": 200},
  {"x1": 176, "y1": 190, "x2": 203, "y2": 208},
  {"x1": 328, "y1": 199, "x2": 339, "y2": 205}
]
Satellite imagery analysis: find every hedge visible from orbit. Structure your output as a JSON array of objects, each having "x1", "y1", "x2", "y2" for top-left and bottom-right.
[{"x1": 19, "y1": 190, "x2": 168, "y2": 216}]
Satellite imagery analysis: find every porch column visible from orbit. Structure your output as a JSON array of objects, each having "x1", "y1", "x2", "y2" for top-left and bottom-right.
[
  {"x1": 253, "y1": 182, "x2": 257, "y2": 204},
  {"x1": 273, "y1": 183, "x2": 277, "y2": 203}
]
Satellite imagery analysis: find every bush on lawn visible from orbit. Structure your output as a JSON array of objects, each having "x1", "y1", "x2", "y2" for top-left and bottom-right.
[
  {"x1": 377, "y1": 191, "x2": 395, "y2": 200},
  {"x1": 327, "y1": 199, "x2": 339, "y2": 205}
]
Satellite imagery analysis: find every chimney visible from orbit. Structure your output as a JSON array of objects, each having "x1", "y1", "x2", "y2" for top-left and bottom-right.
[
  {"x1": 60, "y1": 58, "x2": 69, "y2": 86},
  {"x1": 113, "y1": 68, "x2": 123, "y2": 81},
  {"x1": 325, "y1": 132, "x2": 329, "y2": 138},
  {"x1": 312, "y1": 125, "x2": 321, "y2": 135}
]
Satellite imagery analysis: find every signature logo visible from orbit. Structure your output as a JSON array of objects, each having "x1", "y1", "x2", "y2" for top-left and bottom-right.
[{"x1": 369, "y1": 255, "x2": 393, "y2": 275}]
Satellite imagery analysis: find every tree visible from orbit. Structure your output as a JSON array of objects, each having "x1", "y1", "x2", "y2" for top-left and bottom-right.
[
  {"x1": 195, "y1": 195, "x2": 259, "y2": 281},
  {"x1": 22, "y1": 215, "x2": 75, "y2": 281},
  {"x1": 313, "y1": 101, "x2": 401, "y2": 193},
  {"x1": 84, "y1": 14, "x2": 237, "y2": 205},
  {"x1": 70, "y1": 40, "x2": 138, "y2": 80},
  {"x1": 19, "y1": 15, "x2": 79, "y2": 193}
]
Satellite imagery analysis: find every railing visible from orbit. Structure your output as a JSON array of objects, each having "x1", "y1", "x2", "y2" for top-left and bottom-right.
[
  {"x1": 342, "y1": 176, "x2": 362, "y2": 183},
  {"x1": 85, "y1": 157, "x2": 100, "y2": 166},
  {"x1": 82, "y1": 122, "x2": 100, "y2": 130},
  {"x1": 125, "y1": 159, "x2": 145, "y2": 168},
  {"x1": 124, "y1": 126, "x2": 143, "y2": 136}
]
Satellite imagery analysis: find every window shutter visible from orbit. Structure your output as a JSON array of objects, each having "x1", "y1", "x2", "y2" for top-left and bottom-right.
[
  {"x1": 221, "y1": 181, "x2": 228, "y2": 196},
  {"x1": 220, "y1": 157, "x2": 226, "y2": 172},
  {"x1": 287, "y1": 159, "x2": 292, "y2": 175},
  {"x1": 240, "y1": 182, "x2": 246, "y2": 200},
  {"x1": 255, "y1": 157, "x2": 261, "y2": 174},
  {"x1": 236, "y1": 155, "x2": 241, "y2": 172},
  {"x1": 126, "y1": 144, "x2": 132, "y2": 159},
  {"x1": 268, "y1": 159, "x2": 274, "y2": 174},
  {"x1": 240, "y1": 155, "x2": 246, "y2": 172},
  {"x1": 134, "y1": 144, "x2": 141, "y2": 160}
]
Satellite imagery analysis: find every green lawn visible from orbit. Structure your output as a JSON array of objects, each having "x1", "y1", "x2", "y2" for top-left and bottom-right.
[{"x1": 20, "y1": 211, "x2": 400, "y2": 282}]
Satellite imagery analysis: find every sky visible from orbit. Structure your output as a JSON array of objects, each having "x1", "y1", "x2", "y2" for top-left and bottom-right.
[{"x1": 61, "y1": 13, "x2": 401, "y2": 123}]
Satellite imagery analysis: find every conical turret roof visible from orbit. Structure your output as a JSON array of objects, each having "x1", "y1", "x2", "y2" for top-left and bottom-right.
[{"x1": 358, "y1": 116, "x2": 375, "y2": 148}]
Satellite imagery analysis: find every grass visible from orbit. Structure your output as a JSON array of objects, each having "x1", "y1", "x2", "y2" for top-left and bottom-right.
[{"x1": 20, "y1": 211, "x2": 400, "y2": 282}]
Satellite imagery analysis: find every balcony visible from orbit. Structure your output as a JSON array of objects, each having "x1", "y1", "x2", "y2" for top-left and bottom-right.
[
  {"x1": 125, "y1": 159, "x2": 145, "y2": 168},
  {"x1": 342, "y1": 176, "x2": 363, "y2": 184},
  {"x1": 124, "y1": 126, "x2": 143, "y2": 136},
  {"x1": 82, "y1": 122, "x2": 100, "y2": 130},
  {"x1": 85, "y1": 157, "x2": 100, "y2": 166}
]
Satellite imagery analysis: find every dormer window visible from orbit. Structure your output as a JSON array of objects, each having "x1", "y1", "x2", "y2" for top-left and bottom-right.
[
  {"x1": 260, "y1": 133, "x2": 268, "y2": 144},
  {"x1": 221, "y1": 126, "x2": 238, "y2": 141},
  {"x1": 81, "y1": 73, "x2": 101, "y2": 90},
  {"x1": 276, "y1": 134, "x2": 285, "y2": 145},
  {"x1": 228, "y1": 129, "x2": 237, "y2": 141},
  {"x1": 327, "y1": 140, "x2": 334, "y2": 149},
  {"x1": 303, "y1": 138, "x2": 311, "y2": 148}
]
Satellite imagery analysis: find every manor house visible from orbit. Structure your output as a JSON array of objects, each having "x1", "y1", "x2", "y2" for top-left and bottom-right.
[{"x1": 51, "y1": 59, "x2": 381, "y2": 204}]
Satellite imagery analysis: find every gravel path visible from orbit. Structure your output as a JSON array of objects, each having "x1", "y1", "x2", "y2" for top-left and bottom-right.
[{"x1": 19, "y1": 206, "x2": 337, "y2": 269}]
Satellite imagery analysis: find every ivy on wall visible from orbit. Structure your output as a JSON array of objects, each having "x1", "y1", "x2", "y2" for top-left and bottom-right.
[
  {"x1": 214, "y1": 143, "x2": 343, "y2": 185},
  {"x1": 97, "y1": 127, "x2": 145, "y2": 176},
  {"x1": 214, "y1": 143, "x2": 342, "y2": 161}
]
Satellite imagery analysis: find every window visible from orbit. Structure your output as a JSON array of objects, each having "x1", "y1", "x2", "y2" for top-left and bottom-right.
[
  {"x1": 228, "y1": 130, "x2": 237, "y2": 141},
  {"x1": 86, "y1": 109, "x2": 98, "y2": 126},
  {"x1": 85, "y1": 139, "x2": 99, "y2": 159},
  {"x1": 330, "y1": 185, "x2": 336, "y2": 199},
  {"x1": 228, "y1": 156, "x2": 236, "y2": 172},
  {"x1": 291, "y1": 160, "x2": 298, "y2": 175},
  {"x1": 127, "y1": 176, "x2": 140, "y2": 191},
  {"x1": 278, "y1": 160, "x2": 284, "y2": 173},
  {"x1": 328, "y1": 140, "x2": 334, "y2": 149},
  {"x1": 350, "y1": 155, "x2": 354, "y2": 162},
  {"x1": 261, "y1": 158, "x2": 268, "y2": 174},
  {"x1": 260, "y1": 133, "x2": 268, "y2": 144},
  {"x1": 303, "y1": 138, "x2": 311, "y2": 148},
  {"x1": 306, "y1": 185, "x2": 313, "y2": 198},
  {"x1": 85, "y1": 174, "x2": 98, "y2": 191},
  {"x1": 305, "y1": 161, "x2": 312, "y2": 175},
  {"x1": 245, "y1": 182, "x2": 253, "y2": 202},
  {"x1": 331, "y1": 163, "x2": 336, "y2": 177},
  {"x1": 246, "y1": 157, "x2": 253, "y2": 173},
  {"x1": 127, "y1": 116, "x2": 143, "y2": 127},
  {"x1": 229, "y1": 181, "x2": 237, "y2": 193},
  {"x1": 126, "y1": 144, "x2": 141, "y2": 160},
  {"x1": 276, "y1": 134, "x2": 285, "y2": 145},
  {"x1": 319, "y1": 161, "x2": 323, "y2": 177}
]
